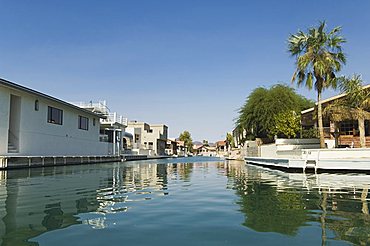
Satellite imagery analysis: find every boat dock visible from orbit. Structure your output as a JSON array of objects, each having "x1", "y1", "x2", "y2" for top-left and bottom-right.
[{"x1": 245, "y1": 148, "x2": 370, "y2": 173}]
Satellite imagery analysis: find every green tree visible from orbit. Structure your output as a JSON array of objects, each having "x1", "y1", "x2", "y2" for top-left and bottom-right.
[
  {"x1": 236, "y1": 84, "x2": 313, "y2": 141},
  {"x1": 324, "y1": 74, "x2": 370, "y2": 147},
  {"x1": 179, "y1": 130, "x2": 193, "y2": 152},
  {"x1": 288, "y1": 21, "x2": 346, "y2": 148},
  {"x1": 271, "y1": 111, "x2": 301, "y2": 138},
  {"x1": 226, "y1": 133, "x2": 235, "y2": 148}
]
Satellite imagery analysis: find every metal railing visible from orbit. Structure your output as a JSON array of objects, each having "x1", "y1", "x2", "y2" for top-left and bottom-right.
[
  {"x1": 101, "y1": 113, "x2": 128, "y2": 126},
  {"x1": 73, "y1": 101, "x2": 110, "y2": 115}
]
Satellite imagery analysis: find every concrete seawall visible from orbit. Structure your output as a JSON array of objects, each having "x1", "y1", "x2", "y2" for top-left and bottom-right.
[
  {"x1": 0, "y1": 155, "x2": 121, "y2": 169},
  {"x1": 0, "y1": 154, "x2": 173, "y2": 169}
]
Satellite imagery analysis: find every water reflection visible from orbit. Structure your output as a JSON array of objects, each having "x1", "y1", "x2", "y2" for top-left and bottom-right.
[
  {"x1": 0, "y1": 159, "x2": 369, "y2": 245},
  {"x1": 0, "y1": 160, "x2": 200, "y2": 245},
  {"x1": 223, "y1": 161, "x2": 370, "y2": 245}
]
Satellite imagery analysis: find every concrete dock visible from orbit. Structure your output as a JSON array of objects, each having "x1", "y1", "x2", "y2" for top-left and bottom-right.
[
  {"x1": 245, "y1": 148, "x2": 370, "y2": 173},
  {"x1": 0, "y1": 155, "x2": 122, "y2": 169},
  {"x1": 0, "y1": 154, "x2": 173, "y2": 169}
]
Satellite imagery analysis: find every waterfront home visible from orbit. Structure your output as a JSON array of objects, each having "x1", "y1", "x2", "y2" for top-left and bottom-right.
[
  {"x1": 126, "y1": 121, "x2": 168, "y2": 156},
  {"x1": 176, "y1": 140, "x2": 186, "y2": 156},
  {"x1": 74, "y1": 101, "x2": 131, "y2": 155},
  {"x1": 301, "y1": 84, "x2": 370, "y2": 148},
  {"x1": 0, "y1": 78, "x2": 109, "y2": 156},
  {"x1": 193, "y1": 144, "x2": 217, "y2": 156},
  {"x1": 216, "y1": 140, "x2": 228, "y2": 157},
  {"x1": 216, "y1": 140, "x2": 227, "y2": 152},
  {"x1": 165, "y1": 139, "x2": 178, "y2": 156}
]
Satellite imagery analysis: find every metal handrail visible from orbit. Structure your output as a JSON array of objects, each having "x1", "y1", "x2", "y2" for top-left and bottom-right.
[{"x1": 101, "y1": 113, "x2": 128, "y2": 126}]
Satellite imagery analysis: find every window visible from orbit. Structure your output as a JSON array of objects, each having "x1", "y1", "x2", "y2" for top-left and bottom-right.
[
  {"x1": 47, "y1": 106, "x2": 63, "y2": 125},
  {"x1": 34, "y1": 100, "x2": 39, "y2": 111},
  {"x1": 78, "y1": 116, "x2": 89, "y2": 130},
  {"x1": 93, "y1": 118, "x2": 96, "y2": 126},
  {"x1": 135, "y1": 134, "x2": 140, "y2": 143},
  {"x1": 339, "y1": 120, "x2": 358, "y2": 136}
]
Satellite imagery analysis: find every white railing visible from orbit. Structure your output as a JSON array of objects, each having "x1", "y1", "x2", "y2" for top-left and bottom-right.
[
  {"x1": 73, "y1": 101, "x2": 110, "y2": 115},
  {"x1": 101, "y1": 113, "x2": 128, "y2": 126}
]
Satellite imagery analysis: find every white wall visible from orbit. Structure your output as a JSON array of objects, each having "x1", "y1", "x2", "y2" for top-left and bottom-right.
[
  {"x1": 1, "y1": 86, "x2": 109, "y2": 156},
  {"x1": 0, "y1": 90, "x2": 10, "y2": 154}
]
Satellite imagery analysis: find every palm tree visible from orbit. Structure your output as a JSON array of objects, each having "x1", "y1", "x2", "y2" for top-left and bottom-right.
[
  {"x1": 324, "y1": 75, "x2": 370, "y2": 148},
  {"x1": 288, "y1": 21, "x2": 346, "y2": 148}
]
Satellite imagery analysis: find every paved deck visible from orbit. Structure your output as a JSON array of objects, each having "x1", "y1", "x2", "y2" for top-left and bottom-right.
[{"x1": 245, "y1": 148, "x2": 370, "y2": 173}]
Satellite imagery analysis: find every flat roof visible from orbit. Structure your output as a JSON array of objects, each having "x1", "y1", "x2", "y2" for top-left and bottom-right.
[{"x1": 0, "y1": 78, "x2": 104, "y2": 118}]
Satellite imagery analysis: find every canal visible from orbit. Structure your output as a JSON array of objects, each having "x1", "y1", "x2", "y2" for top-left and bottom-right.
[{"x1": 0, "y1": 157, "x2": 369, "y2": 245}]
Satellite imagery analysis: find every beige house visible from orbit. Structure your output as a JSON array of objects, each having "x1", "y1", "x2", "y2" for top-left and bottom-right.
[
  {"x1": 176, "y1": 140, "x2": 186, "y2": 156},
  {"x1": 126, "y1": 121, "x2": 168, "y2": 156},
  {"x1": 193, "y1": 145, "x2": 217, "y2": 156}
]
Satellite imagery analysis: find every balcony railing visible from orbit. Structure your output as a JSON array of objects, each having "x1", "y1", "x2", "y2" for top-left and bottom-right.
[
  {"x1": 101, "y1": 113, "x2": 128, "y2": 126},
  {"x1": 73, "y1": 101, "x2": 110, "y2": 115}
]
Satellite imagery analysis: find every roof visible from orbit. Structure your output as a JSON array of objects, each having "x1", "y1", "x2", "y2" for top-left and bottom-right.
[
  {"x1": 301, "y1": 84, "x2": 370, "y2": 115},
  {"x1": 176, "y1": 140, "x2": 185, "y2": 146},
  {"x1": 0, "y1": 78, "x2": 104, "y2": 118},
  {"x1": 193, "y1": 144, "x2": 203, "y2": 150},
  {"x1": 216, "y1": 140, "x2": 226, "y2": 146}
]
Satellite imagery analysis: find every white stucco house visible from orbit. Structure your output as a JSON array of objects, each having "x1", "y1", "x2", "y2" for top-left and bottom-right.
[
  {"x1": 74, "y1": 101, "x2": 132, "y2": 155},
  {"x1": 0, "y1": 78, "x2": 110, "y2": 156}
]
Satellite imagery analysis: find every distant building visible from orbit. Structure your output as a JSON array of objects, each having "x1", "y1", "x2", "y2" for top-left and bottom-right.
[
  {"x1": 126, "y1": 121, "x2": 168, "y2": 156},
  {"x1": 193, "y1": 144, "x2": 216, "y2": 156},
  {"x1": 176, "y1": 140, "x2": 186, "y2": 156},
  {"x1": 165, "y1": 139, "x2": 177, "y2": 156},
  {"x1": 216, "y1": 140, "x2": 227, "y2": 155},
  {"x1": 0, "y1": 78, "x2": 109, "y2": 156}
]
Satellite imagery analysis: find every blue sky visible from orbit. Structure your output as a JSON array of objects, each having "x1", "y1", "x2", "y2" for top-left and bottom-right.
[{"x1": 1, "y1": 1, "x2": 370, "y2": 142}]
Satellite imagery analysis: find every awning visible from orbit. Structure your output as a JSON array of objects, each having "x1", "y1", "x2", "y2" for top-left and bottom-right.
[{"x1": 123, "y1": 132, "x2": 133, "y2": 139}]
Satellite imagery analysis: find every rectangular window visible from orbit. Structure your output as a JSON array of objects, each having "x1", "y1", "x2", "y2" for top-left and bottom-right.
[
  {"x1": 339, "y1": 120, "x2": 358, "y2": 136},
  {"x1": 148, "y1": 142, "x2": 153, "y2": 150},
  {"x1": 78, "y1": 116, "x2": 89, "y2": 130},
  {"x1": 47, "y1": 106, "x2": 63, "y2": 125},
  {"x1": 135, "y1": 134, "x2": 140, "y2": 143}
]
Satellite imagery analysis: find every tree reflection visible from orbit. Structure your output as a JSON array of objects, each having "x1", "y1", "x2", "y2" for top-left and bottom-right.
[
  {"x1": 233, "y1": 172, "x2": 307, "y2": 235},
  {"x1": 324, "y1": 188, "x2": 370, "y2": 245},
  {"x1": 226, "y1": 162, "x2": 370, "y2": 245},
  {"x1": 174, "y1": 163, "x2": 194, "y2": 181}
]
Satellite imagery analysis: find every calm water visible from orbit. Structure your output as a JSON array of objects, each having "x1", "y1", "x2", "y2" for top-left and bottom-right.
[{"x1": 0, "y1": 157, "x2": 369, "y2": 246}]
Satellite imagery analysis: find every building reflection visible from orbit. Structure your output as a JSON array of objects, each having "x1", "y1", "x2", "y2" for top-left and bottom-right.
[
  {"x1": 0, "y1": 163, "x2": 174, "y2": 246},
  {"x1": 1, "y1": 160, "x2": 368, "y2": 246}
]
